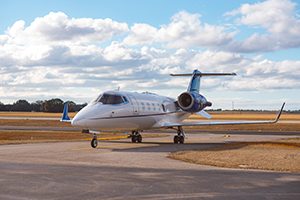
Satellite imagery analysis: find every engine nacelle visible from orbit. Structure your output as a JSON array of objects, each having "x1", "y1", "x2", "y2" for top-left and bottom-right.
[{"x1": 177, "y1": 92, "x2": 212, "y2": 112}]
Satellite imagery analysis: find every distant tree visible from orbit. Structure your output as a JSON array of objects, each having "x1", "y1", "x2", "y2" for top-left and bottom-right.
[
  {"x1": 31, "y1": 100, "x2": 44, "y2": 112},
  {"x1": 73, "y1": 103, "x2": 87, "y2": 112},
  {"x1": 11, "y1": 100, "x2": 31, "y2": 111},
  {"x1": 42, "y1": 98, "x2": 64, "y2": 112},
  {"x1": 0, "y1": 101, "x2": 4, "y2": 111},
  {"x1": 66, "y1": 101, "x2": 76, "y2": 112}
]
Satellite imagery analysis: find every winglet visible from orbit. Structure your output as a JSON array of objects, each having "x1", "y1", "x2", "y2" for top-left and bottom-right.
[
  {"x1": 61, "y1": 102, "x2": 71, "y2": 122},
  {"x1": 273, "y1": 102, "x2": 285, "y2": 123}
]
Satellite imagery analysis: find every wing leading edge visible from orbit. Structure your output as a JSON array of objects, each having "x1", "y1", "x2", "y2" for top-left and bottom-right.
[{"x1": 160, "y1": 103, "x2": 285, "y2": 128}]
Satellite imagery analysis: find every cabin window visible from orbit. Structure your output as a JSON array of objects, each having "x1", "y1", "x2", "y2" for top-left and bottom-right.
[{"x1": 98, "y1": 94, "x2": 126, "y2": 105}]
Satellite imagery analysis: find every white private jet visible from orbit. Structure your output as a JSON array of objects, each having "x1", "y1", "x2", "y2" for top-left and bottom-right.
[{"x1": 61, "y1": 69, "x2": 285, "y2": 148}]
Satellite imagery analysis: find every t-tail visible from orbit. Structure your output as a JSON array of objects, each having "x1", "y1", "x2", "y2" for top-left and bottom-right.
[
  {"x1": 170, "y1": 69, "x2": 236, "y2": 93},
  {"x1": 170, "y1": 69, "x2": 236, "y2": 118}
]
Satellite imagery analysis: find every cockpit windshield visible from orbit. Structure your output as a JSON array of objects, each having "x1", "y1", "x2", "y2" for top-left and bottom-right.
[{"x1": 96, "y1": 93, "x2": 128, "y2": 105}]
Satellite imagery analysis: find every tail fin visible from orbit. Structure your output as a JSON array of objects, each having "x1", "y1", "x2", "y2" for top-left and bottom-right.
[
  {"x1": 170, "y1": 69, "x2": 236, "y2": 93},
  {"x1": 61, "y1": 102, "x2": 71, "y2": 122}
]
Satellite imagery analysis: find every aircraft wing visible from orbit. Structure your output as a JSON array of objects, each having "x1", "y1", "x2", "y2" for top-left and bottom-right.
[{"x1": 159, "y1": 103, "x2": 285, "y2": 128}]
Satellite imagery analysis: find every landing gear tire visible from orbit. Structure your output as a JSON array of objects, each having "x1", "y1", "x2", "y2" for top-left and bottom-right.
[
  {"x1": 91, "y1": 138, "x2": 98, "y2": 148},
  {"x1": 137, "y1": 135, "x2": 142, "y2": 143},
  {"x1": 131, "y1": 135, "x2": 137, "y2": 143},
  {"x1": 174, "y1": 126, "x2": 185, "y2": 144},
  {"x1": 179, "y1": 136, "x2": 184, "y2": 144},
  {"x1": 173, "y1": 135, "x2": 179, "y2": 144},
  {"x1": 173, "y1": 135, "x2": 184, "y2": 144},
  {"x1": 131, "y1": 131, "x2": 142, "y2": 143}
]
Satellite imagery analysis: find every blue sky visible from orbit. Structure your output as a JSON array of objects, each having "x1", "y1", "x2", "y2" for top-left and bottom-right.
[
  {"x1": 0, "y1": 0, "x2": 300, "y2": 110},
  {"x1": 1, "y1": 0, "x2": 257, "y2": 28}
]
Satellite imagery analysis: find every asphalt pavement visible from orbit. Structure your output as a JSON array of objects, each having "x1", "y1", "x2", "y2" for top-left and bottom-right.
[{"x1": 0, "y1": 133, "x2": 299, "y2": 200}]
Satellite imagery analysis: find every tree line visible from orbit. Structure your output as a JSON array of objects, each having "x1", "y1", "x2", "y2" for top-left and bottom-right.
[{"x1": 0, "y1": 99, "x2": 87, "y2": 113}]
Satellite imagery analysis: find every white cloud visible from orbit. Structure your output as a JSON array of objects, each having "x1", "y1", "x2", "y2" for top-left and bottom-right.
[
  {"x1": 123, "y1": 23, "x2": 158, "y2": 45},
  {"x1": 124, "y1": 11, "x2": 235, "y2": 48},
  {"x1": 6, "y1": 20, "x2": 25, "y2": 37},
  {"x1": 26, "y1": 11, "x2": 128, "y2": 42},
  {"x1": 226, "y1": 0, "x2": 300, "y2": 52},
  {"x1": 0, "y1": 9, "x2": 299, "y2": 108},
  {"x1": 3, "y1": 11, "x2": 128, "y2": 46}
]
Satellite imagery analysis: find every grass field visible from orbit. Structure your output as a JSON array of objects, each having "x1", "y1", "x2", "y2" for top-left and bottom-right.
[
  {"x1": 190, "y1": 111, "x2": 300, "y2": 120},
  {"x1": 0, "y1": 111, "x2": 300, "y2": 120},
  {"x1": 169, "y1": 138, "x2": 300, "y2": 172},
  {"x1": 0, "y1": 130, "x2": 127, "y2": 145},
  {"x1": 0, "y1": 112, "x2": 299, "y2": 144},
  {"x1": 0, "y1": 112, "x2": 76, "y2": 118}
]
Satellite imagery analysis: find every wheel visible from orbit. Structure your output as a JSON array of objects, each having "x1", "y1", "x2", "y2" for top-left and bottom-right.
[
  {"x1": 131, "y1": 135, "x2": 137, "y2": 143},
  {"x1": 137, "y1": 135, "x2": 142, "y2": 143},
  {"x1": 91, "y1": 138, "x2": 98, "y2": 148},
  {"x1": 173, "y1": 135, "x2": 179, "y2": 144},
  {"x1": 179, "y1": 136, "x2": 184, "y2": 144}
]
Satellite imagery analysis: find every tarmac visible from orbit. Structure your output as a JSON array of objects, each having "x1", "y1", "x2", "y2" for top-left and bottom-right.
[{"x1": 0, "y1": 133, "x2": 299, "y2": 200}]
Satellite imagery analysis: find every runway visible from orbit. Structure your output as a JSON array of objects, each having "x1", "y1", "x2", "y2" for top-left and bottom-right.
[
  {"x1": 1, "y1": 125, "x2": 300, "y2": 138},
  {"x1": 0, "y1": 133, "x2": 299, "y2": 200}
]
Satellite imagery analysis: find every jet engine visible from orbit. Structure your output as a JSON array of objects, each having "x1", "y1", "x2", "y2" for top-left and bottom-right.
[{"x1": 177, "y1": 92, "x2": 212, "y2": 112}]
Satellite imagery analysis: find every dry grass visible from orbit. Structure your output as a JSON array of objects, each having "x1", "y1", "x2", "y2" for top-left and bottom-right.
[
  {"x1": 190, "y1": 111, "x2": 300, "y2": 120},
  {"x1": 0, "y1": 130, "x2": 167, "y2": 145},
  {"x1": 0, "y1": 130, "x2": 127, "y2": 145},
  {"x1": 189, "y1": 112, "x2": 300, "y2": 120},
  {"x1": 169, "y1": 138, "x2": 300, "y2": 172},
  {"x1": 0, "y1": 111, "x2": 299, "y2": 147},
  {"x1": 184, "y1": 123, "x2": 300, "y2": 132},
  {"x1": 0, "y1": 112, "x2": 76, "y2": 118},
  {"x1": 1, "y1": 111, "x2": 299, "y2": 121},
  {"x1": 0, "y1": 119, "x2": 72, "y2": 127}
]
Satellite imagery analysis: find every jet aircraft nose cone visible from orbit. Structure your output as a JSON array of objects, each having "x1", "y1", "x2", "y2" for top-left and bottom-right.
[
  {"x1": 71, "y1": 117, "x2": 78, "y2": 126},
  {"x1": 71, "y1": 113, "x2": 86, "y2": 127}
]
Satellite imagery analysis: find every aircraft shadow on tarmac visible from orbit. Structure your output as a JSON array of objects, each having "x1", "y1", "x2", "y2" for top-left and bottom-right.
[{"x1": 100, "y1": 140, "x2": 248, "y2": 153}]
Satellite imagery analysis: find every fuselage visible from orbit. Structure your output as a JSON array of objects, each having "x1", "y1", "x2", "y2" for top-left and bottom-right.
[{"x1": 71, "y1": 91, "x2": 190, "y2": 131}]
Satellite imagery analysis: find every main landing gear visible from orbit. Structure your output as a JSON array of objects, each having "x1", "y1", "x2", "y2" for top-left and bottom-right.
[
  {"x1": 173, "y1": 126, "x2": 185, "y2": 144},
  {"x1": 131, "y1": 131, "x2": 142, "y2": 143}
]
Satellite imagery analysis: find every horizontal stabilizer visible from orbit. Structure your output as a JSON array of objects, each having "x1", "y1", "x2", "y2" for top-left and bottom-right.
[
  {"x1": 170, "y1": 72, "x2": 236, "y2": 76},
  {"x1": 196, "y1": 110, "x2": 212, "y2": 119}
]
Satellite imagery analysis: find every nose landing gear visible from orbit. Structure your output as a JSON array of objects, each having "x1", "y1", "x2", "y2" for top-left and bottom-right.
[
  {"x1": 91, "y1": 134, "x2": 98, "y2": 148},
  {"x1": 131, "y1": 131, "x2": 142, "y2": 143},
  {"x1": 173, "y1": 126, "x2": 185, "y2": 144},
  {"x1": 82, "y1": 129, "x2": 99, "y2": 148}
]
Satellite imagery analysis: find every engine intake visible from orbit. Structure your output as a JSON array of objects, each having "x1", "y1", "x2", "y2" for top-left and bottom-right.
[{"x1": 177, "y1": 92, "x2": 212, "y2": 112}]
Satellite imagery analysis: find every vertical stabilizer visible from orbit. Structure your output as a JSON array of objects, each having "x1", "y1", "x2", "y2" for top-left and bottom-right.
[{"x1": 187, "y1": 69, "x2": 201, "y2": 93}]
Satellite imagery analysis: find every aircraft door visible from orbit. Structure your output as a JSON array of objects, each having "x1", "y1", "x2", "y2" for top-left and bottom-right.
[{"x1": 127, "y1": 95, "x2": 139, "y2": 115}]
